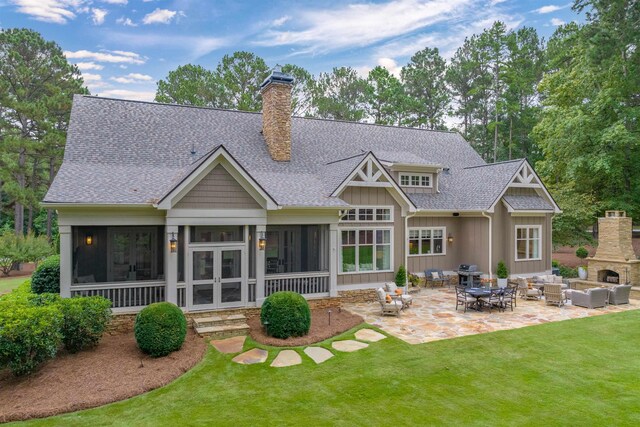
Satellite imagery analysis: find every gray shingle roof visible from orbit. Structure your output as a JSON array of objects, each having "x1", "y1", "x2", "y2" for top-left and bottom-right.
[
  {"x1": 503, "y1": 195, "x2": 554, "y2": 211},
  {"x1": 44, "y1": 96, "x2": 534, "y2": 211}
]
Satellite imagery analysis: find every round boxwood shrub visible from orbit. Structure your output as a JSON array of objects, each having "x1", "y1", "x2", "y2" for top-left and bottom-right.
[
  {"x1": 134, "y1": 302, "x2": 187, "y2": 357},
  {"x1": 575, "y1": 246, "x2": 589, "y2": 260},
  {"x1": 31, "y1": 255, "x2": 60, "y2": 294},
  {"x1": 260, "y1": 291, "x2": 311, "y2": 339}
]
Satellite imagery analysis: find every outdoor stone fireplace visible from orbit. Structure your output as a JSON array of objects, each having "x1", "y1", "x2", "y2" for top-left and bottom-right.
[{"x1": 587, "y1": 211, "x2": 639, "y2": 286}]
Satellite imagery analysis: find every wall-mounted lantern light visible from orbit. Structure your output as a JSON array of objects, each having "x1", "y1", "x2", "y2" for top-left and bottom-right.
[
  {"x1": 169, "y1": 232, "x2": 178, "y2": 253},
  {"x1": 85, "y1": 233, "x2": 93, "y2": 246},
  {"x1": 258, "y1": 231, "x2": 267, "y2": 251},
  {"x1": 447, "y1": 233, "x2": 453, "y2": 244}
]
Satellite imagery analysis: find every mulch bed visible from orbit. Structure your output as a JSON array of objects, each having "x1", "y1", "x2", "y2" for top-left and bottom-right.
[
  {"x1": 0, "y1": 330, "x2": 207, "y2": 423},
  {"x1": 248, "y1": 308, "x2": 364, "y2": 347}
]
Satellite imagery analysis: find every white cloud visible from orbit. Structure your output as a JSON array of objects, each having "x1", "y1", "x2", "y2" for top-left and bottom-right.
[
  {"x1": 81, "y1": 72, "x2": 102, "y2": 82},
  {"x1": 75, "y1": 62, "x2": 104, "y2": 70},
  {"x1": 489, "y1": 0, "x2": 507, "y2": 4},
  {"x1": 256, "y1": 0, "x2": 472, "y2": 54},
  {"x1": 551, "y1": 17, "x2": 565, "y2": 26},
  {"x1": 271, "y1": 15, "x2": 290, "y2": 27},
  {"x1": 377, "y1": 57, "x2": 402, "y2": 77},
  {"x1": 101, "y1": 0, "x2": 127, "y2": 4},
  {"x1": 110, "y1": 73, "x2": 154, "y2": 83},
  {"x1": 116, "y1": 16, "x2": 137, "y2": 26},
  {"x1": 142, "y1": 8, "x2": 183, "y2": 25},
  {"x1": 64, "y1": 49, "x2": 146, "y2": 64},
  {"x1": 91, "y1": 8, "x2": 107, "y2": 25},
  {"x1": 97, "y1": 89, "x2": 156, "y2": 102},
  {"x1": 536, "y1": 5, "x2": 563, "y2": 14},
  {"x1": 9, "y1": 0, "x2": 86, "y2": 24},
  {"x1": 105, "y1": 32, "x2": 228, "y2": 59}
]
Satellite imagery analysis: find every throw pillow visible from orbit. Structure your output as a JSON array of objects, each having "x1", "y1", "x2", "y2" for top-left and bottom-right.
[
  {"x1": 432, "y1": 271, "x2": 440, "y2": 279},
  {"x1": 395, "y1": 288, "x2": 402, "y2": 295},
  {"x1": 385, "y1": 294, "x2": 392, "y2": 303}
]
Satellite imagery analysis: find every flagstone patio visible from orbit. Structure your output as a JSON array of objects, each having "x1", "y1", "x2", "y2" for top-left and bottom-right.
[{"x1": 343, "y1": 288, "x2": 640, "y2": 345}]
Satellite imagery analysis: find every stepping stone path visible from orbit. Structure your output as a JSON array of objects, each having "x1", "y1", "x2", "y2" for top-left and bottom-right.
[
  {"x1": 331, "y1": 340, "x2": 369, "y2": 353},
  {"x1": 304, "y1": 347, "x2": 334, "y2": 364},
  {"x1": 355, "y1": 329, "x2": 386, "y2": 342},
  {"x1": 271, "y1": 350, "x2": 302, "y2": 368},
  {"x1": 232, "y1": 348, "x2": 268, "y2": 365},
  {"x1": 211, "y1": 336, "x2": 246, "y2": 354}
]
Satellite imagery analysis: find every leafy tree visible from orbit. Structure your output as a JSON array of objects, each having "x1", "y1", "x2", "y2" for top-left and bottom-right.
[
  {"x1": 311, "y1": 67, "x2": 368, "y2": 121},
  {"x1": 281, "y1": 64, "x2": 314, "y2": 116},
  {"x1": 0, "y1": 28, "x2": 87, "y2": 236},
  {"x1": 214, "y1": 51, "x2": 270, "y2": 111},
  {"x1": 155, "y1": 64, "x2": 218, "y2": 106},
  {"x1": 401, "y1": 47, "x2": 450, "y2": 130},
  {"x1": 365, "y1": 66, "x2": 408, "y2": 125}
]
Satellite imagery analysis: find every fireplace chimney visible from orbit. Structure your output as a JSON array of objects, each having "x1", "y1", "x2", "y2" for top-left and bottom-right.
[
  {"x1": 594, "y1": 211, "x2": 635, "y2": 261},
  {"x1": 260, "y1": 66, "x2": 294, "y2": 162}
]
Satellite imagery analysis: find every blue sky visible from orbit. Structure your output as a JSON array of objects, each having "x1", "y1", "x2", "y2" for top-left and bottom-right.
[{"x1": 1, "y1": 1, "x2": 582, "y2": 102}]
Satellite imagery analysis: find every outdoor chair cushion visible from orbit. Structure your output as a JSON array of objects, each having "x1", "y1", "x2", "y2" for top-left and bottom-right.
[
  {"x1": 431, "y1": 271, "x2": 440, "y2": 279},
  {"x1": 385, "y1": 282, "x2": 398, "y2": 293}
]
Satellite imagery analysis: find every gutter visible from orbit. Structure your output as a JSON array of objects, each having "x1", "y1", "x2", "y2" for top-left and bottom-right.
[
  {"x1": 404, "y1": 211, "x2": 417, "y2": 286},
  {"x1": 481, "y1": 211, "x2": 493, "y2": 280}
]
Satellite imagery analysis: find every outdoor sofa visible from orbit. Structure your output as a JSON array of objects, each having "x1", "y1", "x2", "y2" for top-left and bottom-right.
[{"x1": 571, "y1": 288, "x2": 609, "y2": 309}]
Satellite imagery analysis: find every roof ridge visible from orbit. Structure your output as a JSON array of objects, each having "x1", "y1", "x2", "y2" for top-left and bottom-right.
[
  {"x1": 325, "y1": 152, "x2": 367, "y2": 165},
  {"x1": 78, "y1": 95, "x2": 462, "y2": 136},
  {"x1": 463, "y1": 159, "x2": 524, "y2": 170}
]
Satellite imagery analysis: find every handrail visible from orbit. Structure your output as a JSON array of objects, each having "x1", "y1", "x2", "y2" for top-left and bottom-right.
[
  {"x1": 71, "y1": 281, "x2": 166, "y2": 291},
  {"x1": 265, "y1": 271, "x2": 330, "y2": 279}
]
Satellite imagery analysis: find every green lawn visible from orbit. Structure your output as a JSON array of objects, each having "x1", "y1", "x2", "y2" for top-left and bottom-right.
[
  {"x1": 15, "y1": 310, "x2": 640, "y2": 427},
  {"x1": 0, "y1": 276, "x2": 28, "y2": 294}
]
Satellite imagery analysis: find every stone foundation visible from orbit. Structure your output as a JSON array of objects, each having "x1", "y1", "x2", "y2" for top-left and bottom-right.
[
  {"x1": 338, "y1": 289, "x2": 378, "y2": 303},
  {"x1": 106, "y1": 314, "x2": 137, "y2": 334}
]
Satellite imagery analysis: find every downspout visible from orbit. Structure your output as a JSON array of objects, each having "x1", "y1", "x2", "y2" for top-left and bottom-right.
[
  {"x1": 481, "y1": 211, "x2": 493, "y2": 280},
  {"x1": 404, "y1": 210, "x2": 417, "y2": 286}
]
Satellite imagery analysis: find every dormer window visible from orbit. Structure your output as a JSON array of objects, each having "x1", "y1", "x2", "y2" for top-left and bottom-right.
[{"x1": 400, "y1": 173, "x2": 432, "y2": 188}]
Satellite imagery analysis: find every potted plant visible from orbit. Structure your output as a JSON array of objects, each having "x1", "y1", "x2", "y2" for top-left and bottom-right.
[
  {"x1": 408, "y1": 273, "x2": 420, "y2": 289},
  {"x1": 576, "y1": 247, "x2": 589, "y2": 279},
  {"x1": 395, "y1": 265, "x2": 407, "y2": 293},
  {"x1": 496, "y1": 261, "x2": 509, "y2": 288}
]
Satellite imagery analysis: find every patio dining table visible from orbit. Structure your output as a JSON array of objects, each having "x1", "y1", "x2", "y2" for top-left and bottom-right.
[{"x1": 465, "y1": 287, "x2": 503, "y2": 311}]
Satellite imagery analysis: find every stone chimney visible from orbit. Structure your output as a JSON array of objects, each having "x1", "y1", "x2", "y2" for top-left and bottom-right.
[
  {"x1": 260, "y1": 66, "x2": 294, "y2": 162},
  {"x1": 593, "y1": 211, "x2": 636, "y2": 261}
]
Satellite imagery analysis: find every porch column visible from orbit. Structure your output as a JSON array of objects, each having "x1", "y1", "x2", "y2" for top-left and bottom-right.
[
  {"x1": 166, "y1": 225, "x2": 178, "y2": 305},
  {"x1": 256, "y1": 224, "x2": 266, "y2": 306},
  {"x1": 329, "y1": 223, "x2": 338, "y2": 297},
  {"x1": 59, "y1": 225, "x2": 72, "y2": 298}
]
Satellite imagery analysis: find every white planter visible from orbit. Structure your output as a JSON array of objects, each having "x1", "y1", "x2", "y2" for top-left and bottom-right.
[
  {"x1": 578, "y1": 266, "x2": 588, "y2": 280},
  {"x1": 497, "y1": 278, "x2": 508, "y2": 288}
]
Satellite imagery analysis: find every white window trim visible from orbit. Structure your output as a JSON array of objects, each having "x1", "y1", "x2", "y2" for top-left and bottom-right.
[
  {"x1": 339, "y1": 206, "x2": 394, "y2": 223},
  {"x1": 399, "y1": 172, "x2": 433, "y2": 188},
  {"x1": 407, "y1": 226, "x2": 447, "y2": 257},
  {"x1": 514, "y1": 225, "x2": 542, "y2": 262},
  {"x1": 339, "y1": 226, "x2": 394, "y2": 274}
]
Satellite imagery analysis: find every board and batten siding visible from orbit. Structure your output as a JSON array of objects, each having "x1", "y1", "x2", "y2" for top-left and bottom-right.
[
  {"x1": 336, "y1": 187, "x2": 403, "y2": 286},
  {"x1": 457, "y1": 216, "x2": 491, "y2": 274},
  {"x1": 175, "y1": 164, "x2": 261, "y2": 209},
  {"x1": 406, "y1": 216, "x2": 459, "y2": 274},
  {"x1": 506, "y1": 214, "x2": 553, "y2": 275}
]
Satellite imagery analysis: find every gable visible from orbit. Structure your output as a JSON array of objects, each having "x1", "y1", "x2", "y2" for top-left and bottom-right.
[{"x1": 174, "y1": 164, "x2": 261, "y2": 209}]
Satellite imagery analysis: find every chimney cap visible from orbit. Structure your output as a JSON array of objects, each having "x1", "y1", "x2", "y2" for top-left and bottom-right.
[{"x1": 261, "y1": 65, "x2": 294, "y2": 89}]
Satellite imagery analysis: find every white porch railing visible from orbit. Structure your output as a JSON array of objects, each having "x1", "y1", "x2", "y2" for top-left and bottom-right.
[
  {"x1": 70, "y1": 281, "x2": 166, "y2": 311},
  {"x1": 264, "y1": 272, "x2": 330, "y2": 297},
  {"x1": 177, "y1": 284, "x2": 186, "y2": 308},
  {"x1": 248, "y1": 280, "x2": 257, "y2": 303}
]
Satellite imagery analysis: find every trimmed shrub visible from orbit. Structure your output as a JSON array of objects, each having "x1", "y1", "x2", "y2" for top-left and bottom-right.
[
  {"x1": 552, "y1": 260, "x2": 560, "y2": 268},
  {"x1": 0, "y1": 302, "x2": 63, "y2": 376},
  {"x1": 496, "y1": 261, "x2": 509, "y2": 279},
  {"x1": 31, "y1": 255, "x2": 60, "y2": 294},
  {"x1": 59, "y1": 296, "x2": 112, "y2": 353},
  {"x1": 395, "y1": 265, "x2": 407, "y2": 287},
  {"x1": 134, "y1": 302, "x2": 187, "y2": 357},
  {"x1": 575, "y1": 247, "x2": 589, "y2": 260},
  {"x1": 261, "y1": 291, "x2": 310, "y2": 339}
]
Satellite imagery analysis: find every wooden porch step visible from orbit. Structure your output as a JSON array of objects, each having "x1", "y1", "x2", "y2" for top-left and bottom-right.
[
  {"x1": 195, "y1": 323, "x2": 250, "y2": 339},
  {"x1": 192, "y1": 314, "x2": 247, "y2": 329}
]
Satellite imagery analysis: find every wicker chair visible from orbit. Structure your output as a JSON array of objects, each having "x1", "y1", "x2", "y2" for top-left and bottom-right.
[
  {"x1": 425, "y1": 269, "x2": 450, "y2": 288},
  {"x1": 384, "y1": 282, "x2": 413, "y2": 308},
  {"x1": 571, "y1": 288, "x2": 609, "y2": 309},
  {"x1": 517, "y1": 277, "x2": 542, "y2": 300},
  {"x1": 544, "y1": 283, "x2": 565, "y2": 307},
  {"x1": 608, "y1": 285, "x2": 632, "y2": 305},
  {"x1": 455, "y1": 286, "x2": 474, "y2": 312},
  {"x1": 376, "y1": 288, "x2": 402, "y2": 316}
]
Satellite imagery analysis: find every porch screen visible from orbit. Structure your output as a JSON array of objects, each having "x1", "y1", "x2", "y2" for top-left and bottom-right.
[
  {"x1": 72, "y1": 226, "x2": 165, "y2": 284},
  {"x1": 265, "y1": 225, "x2": 329, "y2": 274}
]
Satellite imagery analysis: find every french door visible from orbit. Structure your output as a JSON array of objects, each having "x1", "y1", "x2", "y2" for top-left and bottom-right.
[
  {"x1": 107, "y1": 227, "x2": 157, "y2": 282},
  {"x1": 189, "y1": 246, "x2": 244, "y2": 310}
]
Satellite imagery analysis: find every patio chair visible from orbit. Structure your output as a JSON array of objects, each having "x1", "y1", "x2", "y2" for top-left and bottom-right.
[
  {"x1": 425, "y1": 269, "x2": 451, "y2": 288},
  {"x1": 384, "y1": 282, "x2": 413, "y2": 308},
  {"x1": 571, "y1": 288, "x2": 609, "y2": 309},
  {"x1": 544, "y1": 283, "x2": 565, "y2": 307},
  {"x1": 455, "y1": 286, "x2": 474, "y2": 313},
  {"x1": 608, "y1": 285, "x2": 632, "y2": 305},
  {"x1": 480, "y1": 288, "x2": 503, "y2": 313},
  {"x1": 516, "y1": 277, "x2": 541, "y2": 300},
  {"x1": 501, "y1": 285, "x2": 517, "y2": 311},
  {"x1": 376, "y1": 287, "x2": 402, "y2": 317}
]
